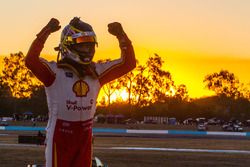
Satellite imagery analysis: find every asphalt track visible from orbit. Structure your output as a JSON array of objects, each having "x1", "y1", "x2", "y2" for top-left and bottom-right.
[
  {"x1": 94, "y1": 133, "x2": 250, "y2": 140},
  {"x1": 1, "y1": 131, "x2": 250, "y2": 140},
  {"x1": 1, "y1": 127, "x2": 250, "y2": 167},
  {"x1": 1, "y1": 143, "x2": 250, "y2": 155}
]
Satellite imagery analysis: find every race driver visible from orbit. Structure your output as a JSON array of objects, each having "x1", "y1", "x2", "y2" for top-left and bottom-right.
[{"x1": 25, "y1": 17, "x2": 136, "y2": 167}]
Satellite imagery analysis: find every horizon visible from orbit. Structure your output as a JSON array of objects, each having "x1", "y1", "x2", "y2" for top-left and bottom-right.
[{"x1": 1, "y1": 54, "x2": 249, "y2": 99}]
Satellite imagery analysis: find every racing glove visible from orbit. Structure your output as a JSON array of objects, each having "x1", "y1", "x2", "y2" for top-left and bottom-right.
[
  {"x1": 108, "y1": 22, "x2": 131, "y2": 49},
  {"x1": 37, "y1": 18, "x2": 61, "y2": 42}
]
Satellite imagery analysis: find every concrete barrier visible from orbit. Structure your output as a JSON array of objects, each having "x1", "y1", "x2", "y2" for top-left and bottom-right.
[{"x1": 1, "y1": 126, "x2": 250, "y2": 137}]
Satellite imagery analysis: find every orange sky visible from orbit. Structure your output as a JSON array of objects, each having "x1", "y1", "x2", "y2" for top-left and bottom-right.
[
  {"x1": 1, "y1": 54, "x2": 249, "y2": 98},
  {"x1": 0, "y1": 0, "x2": 250, "y2": 98}
]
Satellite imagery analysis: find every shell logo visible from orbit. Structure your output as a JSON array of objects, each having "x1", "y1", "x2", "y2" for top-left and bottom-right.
[{"x1": 72, "y1": 80, "x2": 89, "y2": 97}]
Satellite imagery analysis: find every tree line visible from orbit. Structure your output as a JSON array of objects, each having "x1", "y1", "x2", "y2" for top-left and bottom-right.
[{"x1": 0, "y1": 52, "x2": 250, "y2": 121}]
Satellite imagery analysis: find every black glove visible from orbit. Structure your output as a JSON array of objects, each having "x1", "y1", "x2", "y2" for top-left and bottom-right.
[
  {"x1": 108, "y1": 22, "x2": 125, "y2": 38},
  {"x1": 36, "y1": 18, "x2": 61, "y2": 42},
  {"x1": 45, "y1": 18, "x2": 61, "y2": 33}
]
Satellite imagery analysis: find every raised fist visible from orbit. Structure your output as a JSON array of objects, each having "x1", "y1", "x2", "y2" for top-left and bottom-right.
[
  {"x1": 45, "y1": 18, "x2": 61, "y2": 33},
  {"x1": 108, "y1": 22, "x2": 125, "y2": 38}
]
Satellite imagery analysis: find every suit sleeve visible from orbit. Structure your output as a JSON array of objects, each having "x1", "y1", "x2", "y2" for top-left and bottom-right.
[
  {"x1": 98, "y1": 34, "x2": 136, "y2": 86},
  {"x1": 25, "y1": 26, "x2": 56, "y2": 87}
]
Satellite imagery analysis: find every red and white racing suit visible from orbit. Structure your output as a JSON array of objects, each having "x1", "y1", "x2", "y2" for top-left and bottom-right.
[{"x1": 26, "y1": 28, "x2": 136, "y2": 167}]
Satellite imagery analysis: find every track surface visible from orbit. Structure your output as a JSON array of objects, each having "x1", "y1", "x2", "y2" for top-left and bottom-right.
[{"x1": 1, "y1": 124, "x2": 250, "y2": 166}]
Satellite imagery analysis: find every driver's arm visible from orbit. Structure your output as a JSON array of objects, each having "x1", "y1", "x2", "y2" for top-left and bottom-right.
[
  {"x1": 25, "y1": 18, "x2": 60, "y2": 87},
  {"x1": 98, "y1": 22, "x2": 136, "y2": 86}
]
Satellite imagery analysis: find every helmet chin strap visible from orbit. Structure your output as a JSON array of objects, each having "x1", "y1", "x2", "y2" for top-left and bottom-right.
[
  {"x1": 57, "y1": 44, "x2": 92, "y2": 65},
  {"x1": 57, "y1": 52, "x2": 98, "y2": 78}
]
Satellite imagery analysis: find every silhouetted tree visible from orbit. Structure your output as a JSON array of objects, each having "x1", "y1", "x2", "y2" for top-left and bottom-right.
[
  {"x1": 1, "y1": 52, "x2": 42, "y2": 98},
  {"x1": 204, "y1": 70, "x2": 241, "y2": 99},
  {"x1": 98, "y1": 59, "x2": 122, "y2": 111},
  {"x1": 0, "y1": 76, "x2": 11, "y2": 98},
  {"x1": 146, "y1": 54, "x2": 174, "y2": 103},
  {"x1": 133, "y1": 65, "x2": 151, "y2": 107},
  {"x1": 0, "y1": 77, "x2": 12, "y2": 116},
  {"x1": 102, "y1": 79, "x2": 121, "y2": 110},
  {"x1": 174, "y1": 84, "x2": 189, "y2": 101},
  {"x1": 240, "y1": 83, "x2": 250, "y2": 100},
  {"x1": 116, "y1": 69, "x2": 136, "y2": 106}
]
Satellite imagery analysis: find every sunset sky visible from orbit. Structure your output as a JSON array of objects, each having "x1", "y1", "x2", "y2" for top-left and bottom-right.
[{"x1": 0, "y1": 0, "x2": 250, "y2": 98}]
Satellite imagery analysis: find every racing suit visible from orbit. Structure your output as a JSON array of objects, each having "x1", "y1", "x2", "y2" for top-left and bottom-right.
[{"x1": 25, "y1": 25, "x2": 136, "y2": 167}]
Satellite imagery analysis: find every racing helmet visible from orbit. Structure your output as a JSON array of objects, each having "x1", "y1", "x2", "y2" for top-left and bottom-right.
[{"x1": 58, "y1": 17, "x2": 97, "y2": 65}]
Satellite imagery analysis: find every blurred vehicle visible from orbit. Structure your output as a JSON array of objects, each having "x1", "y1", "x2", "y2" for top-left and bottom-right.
[
  {"x1": 0, "y1": 117, "x2": 13, "y2": 121},
  {"x1": 207, "y1": 117, "x2": 221, "y2": 125},
  {"x1": 197, "y1": 118, "x2": 208, "y2": 131},
  {"x1": 0, "y1": 120, "x2": 9, "y2": 126},
  {"x1": 144, "y1": 119, "x2": 157, "y2": 124},
  {"x1": 168, "y1": 117, "x2": 177, "y2": 125},
  {"x1": 197, "y1": 122, "x2": 208, "y2": 131},
  {"x1": 196, "y1": 117, "x2": 208, "y2": 131},
  {"x1": 244, "y1": 120, "x2": 250, "y2": 127},
  {"x1": 195, "y1": 118, "x2": 206, "y2": 124},
  {"x1": 183, "y1": 118, "x2": 194, "y2": 125},
  {"x1": 222, "y1": 122, "x2": 243, "y2": 132},
  {"x1": 124, "y1": 118, "x2": 139, "y2": 124}
]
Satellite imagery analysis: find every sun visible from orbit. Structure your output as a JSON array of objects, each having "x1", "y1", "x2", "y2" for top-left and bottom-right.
[
  {"x1": 120, "y1": 90, "x2": 129, "y2": 101},
  {"x1": 109, "y1": 90, "x2": 129, "y2": 103}
]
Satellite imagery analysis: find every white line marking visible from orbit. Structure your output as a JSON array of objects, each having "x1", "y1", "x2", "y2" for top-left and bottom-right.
[
  {"x1": 126, "y1": 130, "x2": 168, "y2": 134},
  {"x1": 0, "y1": 143, "x2": 43, "y2": 147},
  {"x1": 207, "y1": 131, "x2": 246, "y2": 136},
  {"x1": 95, "y1": 147, "x2": 250, "y2": 154},
  {"x1": 1, "y1": 143, "x2": 250, "y2": 154}
]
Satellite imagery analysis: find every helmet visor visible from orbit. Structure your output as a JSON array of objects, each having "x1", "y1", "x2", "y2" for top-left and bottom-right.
[
  {"x1": 75, "y1": 36, "x2": 96, "y2": 43},
  {"x1": 65, "y1": 36, "x2": 96, "y2": 45},
  {"x1": 64, "y1": 30, "x2": 97, "y2": 45}
]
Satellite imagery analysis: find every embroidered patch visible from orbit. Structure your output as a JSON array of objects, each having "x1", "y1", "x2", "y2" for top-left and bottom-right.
[{"x1": 72, "y1": 80, "x2": 89, "y2": 97}]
